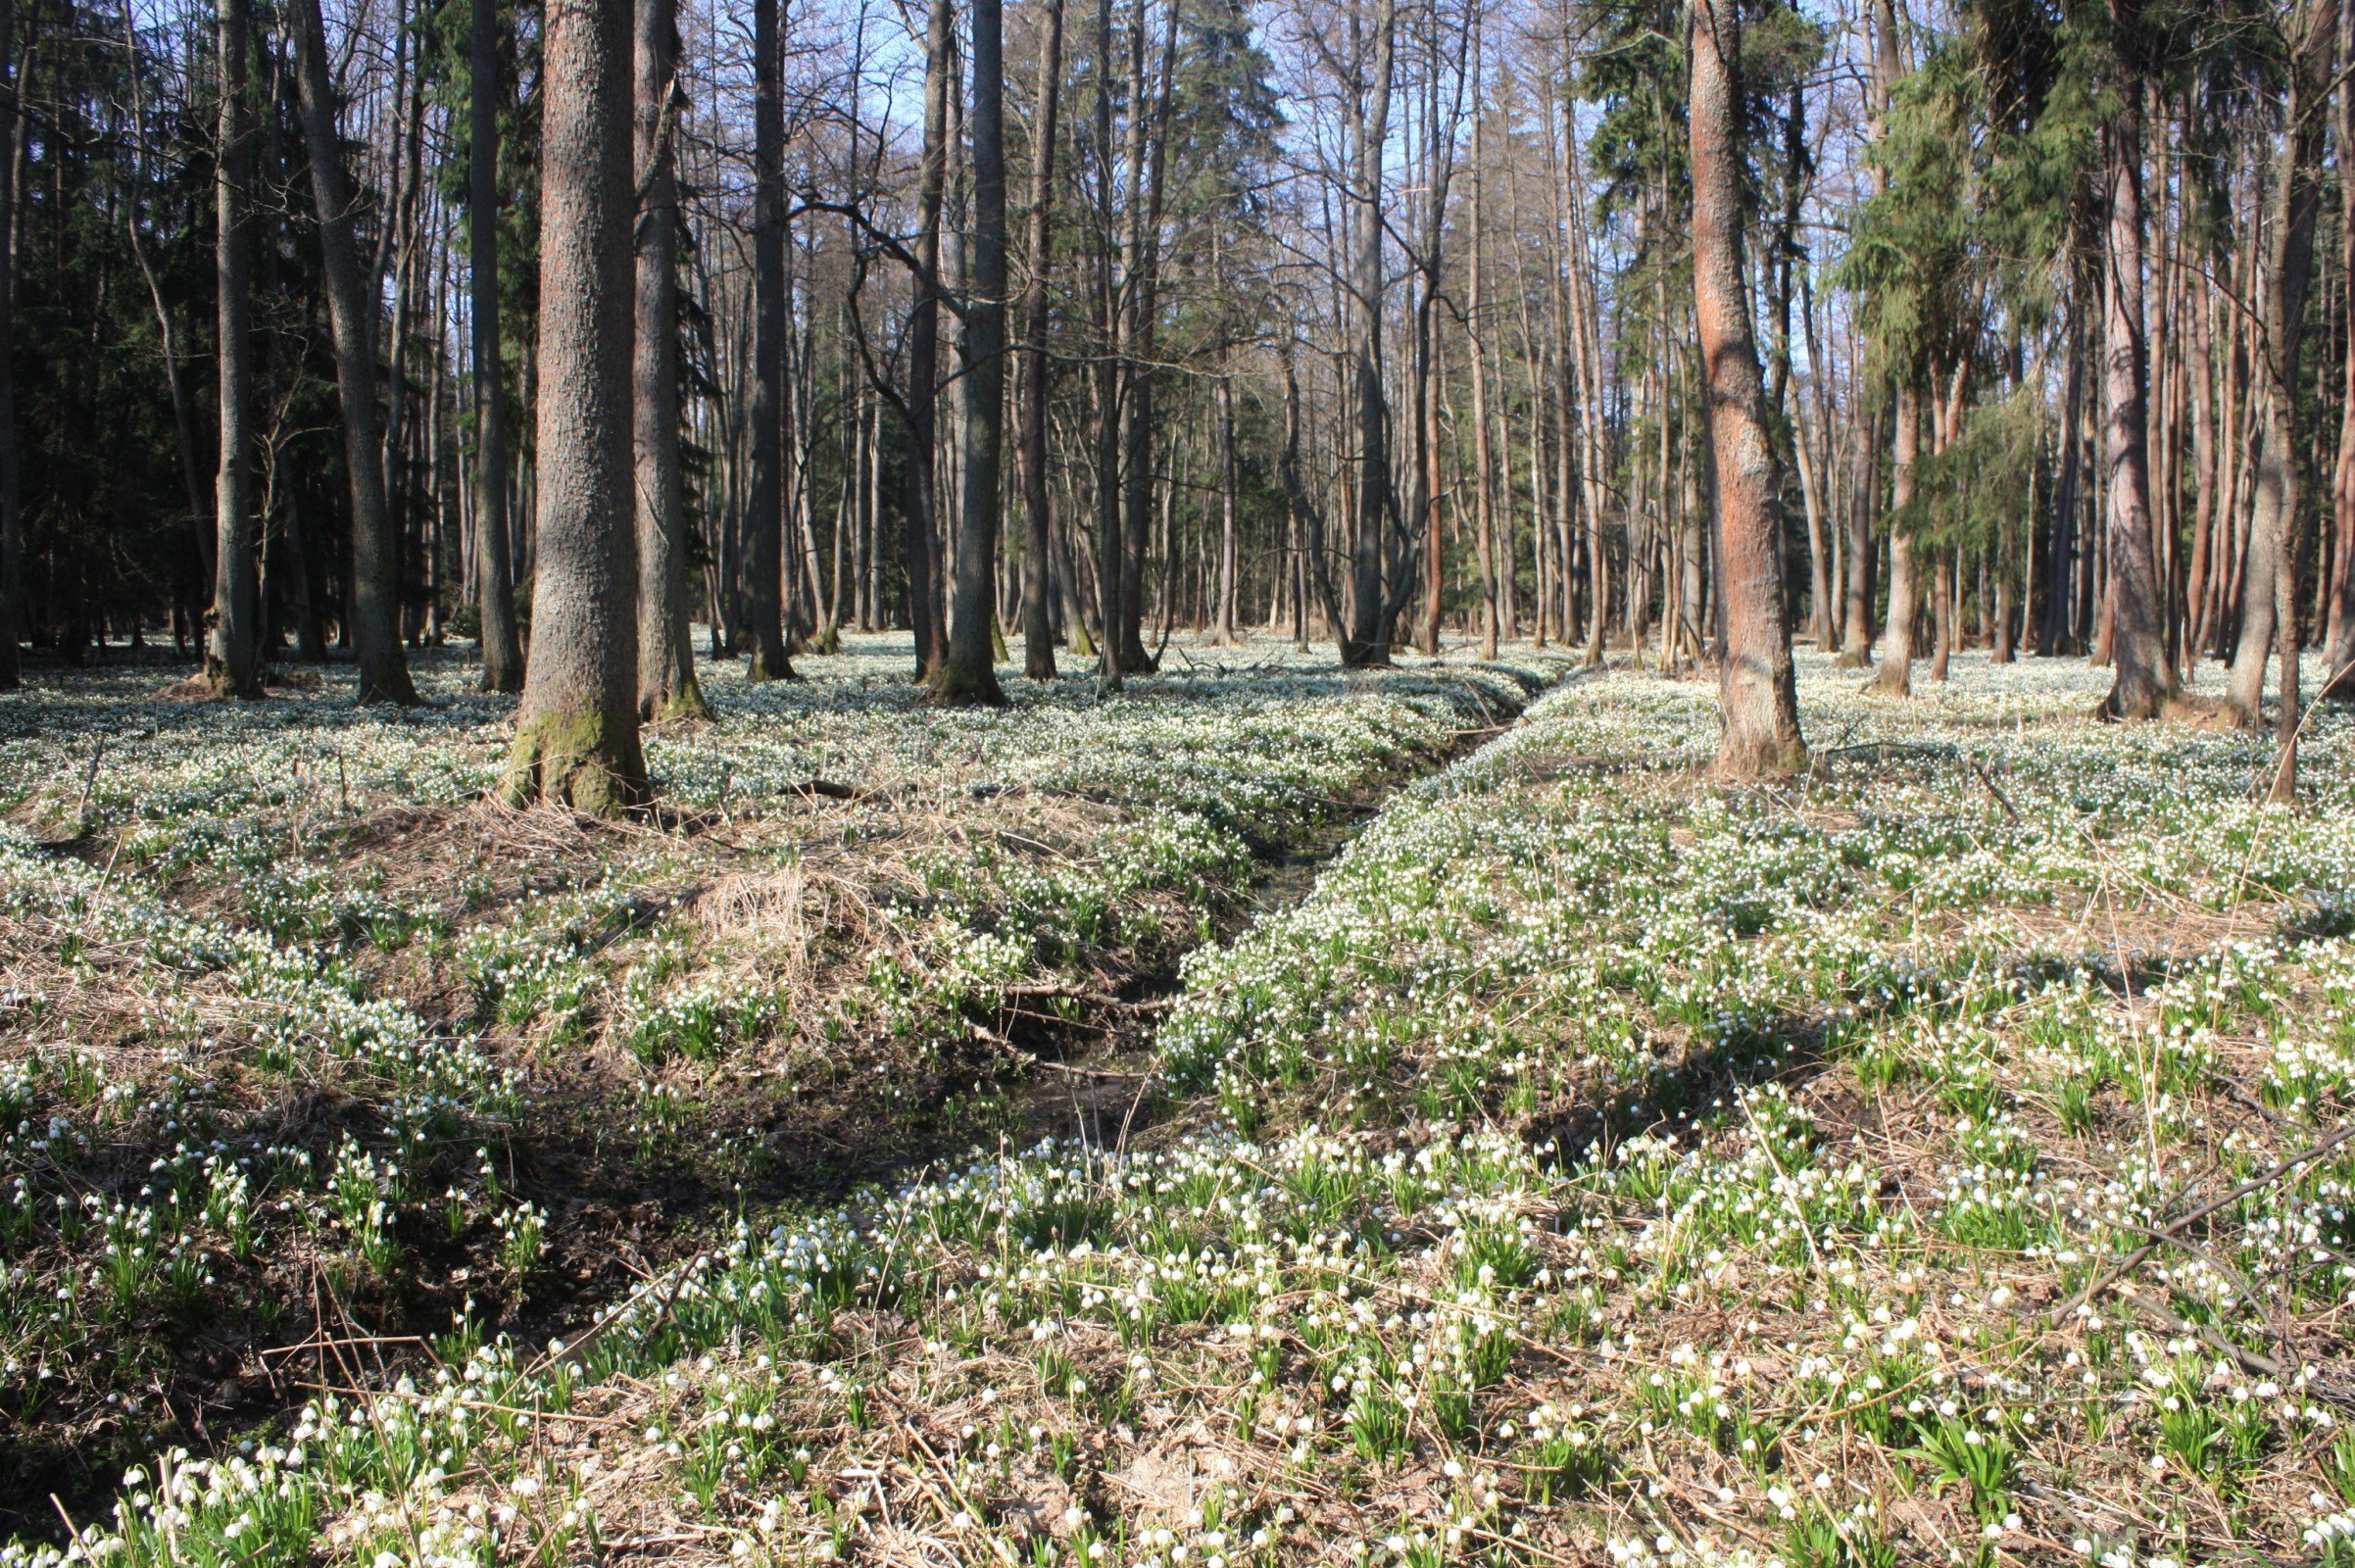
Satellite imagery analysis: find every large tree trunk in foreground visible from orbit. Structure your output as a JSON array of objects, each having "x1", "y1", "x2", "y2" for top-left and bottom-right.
[
  {"x1": 2329, "y1": 0, "x2": 2355, "y2": 700},
  {"x1": 208, "y1": 0, "x2": 263, "y2": 698},
  {"x1": 291, "y1": 0, "x2": 418, "y2": 705},
  {"x1": 2099, "y1": 71, "x2": 2175, "y2": 717},
  {"x1": 0, "y1": 0, "x2": 17, "y2": 692},
  {"x1": 1016, "y1": 0, "x2": 1064, "y2": 680},
  {"x1": 502, "y1": 0, "x2": 645, "y2": 809},
  {"x1": 934, "y1": 0, "x2": 1008, "y2": 704},
  {"x1": 470, "y1": 0, "x2": 523, "y2": 692},
  {"x1": 0, "y1": 0, "x2": 22, "y2": 691},
  {"x1": 1692, "y1": 0, "x2": 1803, "y2": 778},
  {"x1": 743, "y1": 0, "x2": 792, "y2": 679},
  {"x1": 2230, "y1": 0, "x2": 2335, "y2": 736},
  {"x1": 633, "y1": 0, "x2": 708, "y2": 718}
]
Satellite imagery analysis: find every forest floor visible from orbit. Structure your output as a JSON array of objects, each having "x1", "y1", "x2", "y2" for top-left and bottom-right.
[{"x1": 4, "y1": 638, "x2": 2355, "y2": 1568}]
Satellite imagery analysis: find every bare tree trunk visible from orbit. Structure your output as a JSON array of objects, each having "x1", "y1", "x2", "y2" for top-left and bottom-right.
[
  {"x1": 502, "y1": 0, "x2": 644, "y2": 808},
  {"x1": 1017, "y1": 0, "x2": 1064, "y2": 679},
  {"x1": 2329, "y1": 0, "x2": 2355, "y2": 699},
  {"x1": 1469, "y1": 87, "x2": 1498, "y2": 662},
  {"x1": 470, "y1": 0, "x2": 522, "y2": 691},
  {"x1": 743, "y1": 0, "x2": 793, "y2": 678},
  {"x1": 902, "y1": 0, "x2": 952, "y2": 680},
  {"x1": 2100, "y1": 62, "x2": 2176, "y2": 717},
  {"x1": 633, "y1": 0, "x2": 705, "y2": 717},
  {"x1": 290, "y1": 0, "x2": 417, "y2": 704},
  {"x1": 936, "y1": 0, "x2": 1008, "y2": 703},
  {"x1": 0, "y1": 0, "x2": 20, "y2": 689},
  {"x1": 1113, "y1": 0, "x2": 1175, "y2": 673},
  {"x1": 1343, "y1": 0, "x2": 1397, "y2": 666},
  {"x1": 1871, "y1": 393, "x2": 1920, "y2": 694},
  {"x1": 1215, "y1": 349, "x2": 1239, "y2": 645},
  {"x1": 208, "y1": 0, "x2": 262, "y2": 698},
  {"x1": 2230, "y1": 0, "x2": 2336, "y2": 736},
  {"x1": 2184, "y1": 215, "x2": 2219, "y2": 668},
  {"x1": 1794, "y1": 276, "x2": 1834, "y2": 652},
  {"x1": 1842, "y1": 0, "x2": 1904, "y2": 672},
  {"x1": 1692, "y1": 0, "x2": 1802, "y2": 776},
  {"x1": 1281, "y1": 339, "x2": 1342, "y2": 637},
  {"x1": 1551, "y1": 51, "x2": 1609, "y2": 664}
]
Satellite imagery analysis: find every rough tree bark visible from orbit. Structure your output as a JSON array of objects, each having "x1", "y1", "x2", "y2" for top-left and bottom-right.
[
  {"x1": 1468, "y1": 82, "x2": 1498, "y2": 662},
  {"x1": 1113, "y1": 0, "x2": 1175, "y2": 673},
  {"x1": 934, "y1": 0, "x2": 1008, "y2": 704},
  {"x1": 1216, "y1": 353, "x2": 1240, "y2": 646},
  {"x1": 0, "y1": 0, "x2": 21, "y2": 690},
  {"x1": 1839, "y1": 0, "x2": 1903, "y2": 670},
  {"x1": 743, "y1": 0, "x2": 793, "y2": 679},
  {"x1": 1016, "y1": 0, "x2": 1064, "y2": 679},
  {"x1": 2329, "y1": 0, "x2": 2355, "y2": 699},
  {"x1": 633, "y1": 0, "x2": 708, "y2": 717},
  {"x1": 2228, "y1": 0, "x2": 2336, "y2": 736},
  {"x1": 208, "y1": 0, "x2": 263, "y2": 698},
  {"x1": 502, "y1": 0, "x2": 646, "y2": 809},
  {"x1": 1870, "y1": 395, "x2": 1921, "y2": 695},
  {"x1": 290, "y1": 0, "x2": 418, "y2": 704},
  {"x1": 1342, "y1": 0, "x2": 1397, "y2": 666},
  {"x1": 2098, "y1": 47, "x2": 2176, "y2": 718},
  {"x1": 903, "y1": 0, "x2": 953, "y2": 682},
  {"x1": 1691, "y1": 0, "x2": 1803, "y2": 778},
  {"x1": 470, "y1": 0, "x2": 523, "y2": 692}
]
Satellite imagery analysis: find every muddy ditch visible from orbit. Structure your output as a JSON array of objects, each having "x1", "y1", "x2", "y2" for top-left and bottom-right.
[{"x1": 0, "y1": 667, "x2": 1559, "y2": 1538}]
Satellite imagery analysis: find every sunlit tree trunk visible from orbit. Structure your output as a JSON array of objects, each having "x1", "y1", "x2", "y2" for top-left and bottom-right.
[
  {"x1": 1692, "y1": 0, "x2": 1802, "y2": 777},
  {"x1": 2229, "y1": 0, "x2": 2336, "y2": 737},
  {"x1": 502, "y1": 0, "x2": 646, "y2": 809},
  {"x1": 208, "y1": 0, "x2": 262, "y2": 698},
  {"x1": 1215, "y1": 343, "x2": 1240, "y2": 646},
  {"x1": 2100, "y1": 62, "x2": 2176, "y2": 718},
  {"x1": 1468, "y1": 87, "x2": 1498, "y2": 662},
  {"x1": 1871, "y1": 396, "x2": 1920, "y2": 695},
  {"x1": 2328, "y1": 0, "x2": 2355, "y2": 699}
]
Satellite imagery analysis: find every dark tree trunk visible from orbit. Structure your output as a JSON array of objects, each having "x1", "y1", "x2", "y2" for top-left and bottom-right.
[
  {"x1": 633, "y1": 0, "x2": 707, "y2": 717},
  {"x1": 208, "y1": 0, "x2": 262, "y2": 698},
  {"x1": 934, "y1": 0, "x2": 1008, "y2": 704},
  {"x1": 291, "y1": 0, "x2": 417, "y2": 703},
  {"x1": 501, "y1": 0, "x2": 645, "y2": 808},
  {"x1": 1342, "y1": 0, "x2": 1397, "y2": 666},
  {"x1": 744, "y1": 0, "x2": 793, "y2": 679},
  {"x1": 470, "y1": 0, "x2": 523, "y2": 692},
  {"x1": 1016, "y1": 0, "x2": 1064, "y2": 680},
  {"x1": 903, "y1": 0, "x2": 953, "y2": 681},
  {"x1": 0, "y1": 0, "x2": 17, "y2": 689}
]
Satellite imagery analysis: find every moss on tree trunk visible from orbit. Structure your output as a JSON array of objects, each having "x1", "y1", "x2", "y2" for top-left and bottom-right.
[{"x1": 501, "y1": 709, "x2": 647, "y2": 813}]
